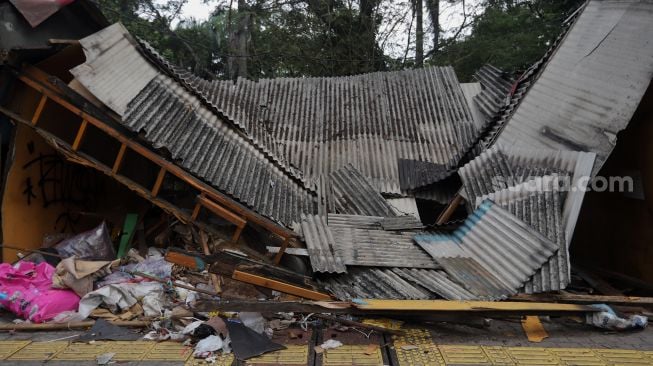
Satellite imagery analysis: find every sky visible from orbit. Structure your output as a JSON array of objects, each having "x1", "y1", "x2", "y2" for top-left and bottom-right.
[{"x1": 176, "y1": 0, "x2": 480, "y2": 58}]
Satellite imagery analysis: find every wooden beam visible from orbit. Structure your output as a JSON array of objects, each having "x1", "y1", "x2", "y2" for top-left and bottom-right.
[
  {"x1": 574, "y1": 266, "x2": 623, "y2": 296},
  {"x1": 198, "y1": 195, "x2": 247, "y2": 229},
  {"x1": 151, "y1": 167, "x2": 166, "y2": 197},
  {"x1": 436, "y1": 194, "x2": 463, "y2": 225},
  {"x1": 232, "y1": 270, "x2": 332, "y2": 301},
  {"x1": 17, "y1": 68, "x2": 299, "y2": 241},
  {"x1": 273, "y1": 237, "x2": 291, "y2": 265},
  {"x1": 31, "y1": 95, "x2": 47, "y2": 125},
  {"x1": 511, "y1": 293, "x2": 653, "y2": 306},
  {"x1": 199, "y1": 230, "x2": 222, "y2": 294},
  {"x1": 71, "y1": 119, "x2": 88, "y2": 151},
  {"x1": 191, "y1": 202, "x2": 202, "y2": 220},
  {"x1": 112, "y1": 143, "x2": 127, "y2": 173},
  {"x1": 352, "y1": 299, "x2": 597, "y2": 312}
]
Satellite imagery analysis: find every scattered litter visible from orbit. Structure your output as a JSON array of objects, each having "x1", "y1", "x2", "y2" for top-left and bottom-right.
[
  {"x1": 319, "y1": 339, "x2": 343, "y2": 350},
  {"x1": 226, "y1": 320, "x2": 285, "y2": 360},
  {"x1": 364, "y1": 344, "x2": 378, "y2": 355},
  {"x1": 587, "y1": 304, "x2": 648, "y2": 330},
  {"x1": 96, "y1": 352, "x2": 115, "y2": 365},
  {"x1": 77, "y1": 319, "x2": 140, "y2": 342},
  {"x1": 55, "y1": 222, "x2": 115, "y2": 261},
  {"x1": 0, "y1": 261, "x2": 80, "y2": 323},
  {"x1": 400, "y1": 345, "x2": 418, "y2": 350},
  {"x1": 193, "y1": 335, "x2": 227, "y2": 357}
]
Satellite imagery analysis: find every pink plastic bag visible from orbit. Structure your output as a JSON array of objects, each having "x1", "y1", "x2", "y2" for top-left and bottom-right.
[{"x1": 0, "y1": 261, "x2": 80, "y2": 323}]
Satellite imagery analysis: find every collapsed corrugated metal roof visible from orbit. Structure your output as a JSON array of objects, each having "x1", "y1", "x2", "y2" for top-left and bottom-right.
[
  {"x1": 414, "y1": 200, "x2": 560, "y2": 296},
  {"x1": 472, "y1": 65, "x2": 514, "y2": 127},
  {"x1": 460, "y1": 145, "x2": 596, "y2": 243},
  {"x1": 328, "y1": 214, "x2": 438, "y2": 269},
  {"x1": 435, "y1": 256, "x2": 514, "y2": 300},
  {"x1": 320, "y1": 267, "x2": 475, "y2": 300},
  {"x1": 398, "y1": 159, "x2": 452, "y2": 191},
  {"x1": 151, "y1": 63, "x2": 478, "y2": 194},
  {"x1": 71, "y1": 23, "x2": 317, "y2": 227},
  {"x1": 327, "y1": 164, "x2": 397, "y2": 217},
  {"x1": 476, "y1": 176, "x2": 568, "y2": 293},
  {"x1": 299, "y1": 214, "x2": 347, "y2": 274},
  {"x1": 491, "y1": 0, "x2": 653, "y2": 174}
]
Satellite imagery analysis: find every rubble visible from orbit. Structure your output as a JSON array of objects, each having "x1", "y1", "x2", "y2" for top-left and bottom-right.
[{"x1": 0, "y1": 0, "x2": 652, "y2": 362}]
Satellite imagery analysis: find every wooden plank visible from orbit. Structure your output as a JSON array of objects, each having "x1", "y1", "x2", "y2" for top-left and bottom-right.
[
  {"x1": 232, "y1": 270, "x2": 333, "y2": 301},
  {"x1": 71, "y1": 119, "x2": 88, "y2": 151},
  {"x1": 511, "y1": 293, "x2": 653, "y2": 306},
  {"x1": 31, "y1": 95, "x2": 47, "y2": 125},
  {"x1": 112, "y1": 143, "x2": 127, "y2": 173},
  {"x1": 16, "y1": 70, "x2": 299, "y2": 241},
  {"x1": 151, "y1": 167, "x2": 166, "y2": 197},
  {"x1": 352, "y1": 299, "x2": 597, "y2": 312}
]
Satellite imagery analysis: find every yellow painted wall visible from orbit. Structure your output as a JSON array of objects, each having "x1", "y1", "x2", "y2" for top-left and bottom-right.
[{"x1": 1, "y1": 124, "x2": 77, "y2": 262}]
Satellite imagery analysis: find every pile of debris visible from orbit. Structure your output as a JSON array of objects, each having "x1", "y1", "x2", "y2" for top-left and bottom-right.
[{"x1": 1, "y1": 0, "x2": 653, "y2": 362}]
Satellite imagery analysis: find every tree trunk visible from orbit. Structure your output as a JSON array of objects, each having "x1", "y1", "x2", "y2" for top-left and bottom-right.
[
  {"x1": 425, "y1": 0, "x2": 439, "y2": 53},
  {"x1": 414, "y1": 0, "x2": 424, "y2": 67},
  {"x1": 228, "y1": 0, "x2": 249, "y2": 81}
]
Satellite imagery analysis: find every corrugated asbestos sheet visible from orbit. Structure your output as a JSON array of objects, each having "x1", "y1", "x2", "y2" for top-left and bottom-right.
[
  {"x1": 414, "y1": 200, "x2": 559, "y2": 296},
  {"x1": 380, "y1": 215, "x2": 423, "y2": 231},
  {"x1": 472, "y1": 65, "x2": 514, "y2": 126},
  {"x1": 299, "y1": 214, "x2": 346, "y2": 274},
  {"x1": 320, "y1": 267, "x2": 475, "y2": 300},
  {"x1": 327, "y1": 164, "x2": 397, "y2": 217},
  {"x1": 149, "y1": 64, "x2": 478, "y2": 195},
  {"x1": 492, "y1": 0, "x2": 653, "y2": 174},
  {"x1": 460, "y1": 82, "x2": 485, "y2": 131},
  {"x1": 435, "y1": 257, "x2": 514, "y2": 300},
  {"x1": 386, "y1": 197, "x2": 421, "y2": 220},
  {"x1": 476, "y1": 176, "x2": 568, "y2": 293},
  {"x1": 398, "y1": 159, "x2": 451, "y2": 191},
  {"x1": 71, "y1": 24, "x2": 316, "y2": 226},
  {"x1": 325, "y1": 214, "x2": 436, "y2": 268},
  {"x1": 460, "y1": 145, "x2": 596, "y2": 244}
]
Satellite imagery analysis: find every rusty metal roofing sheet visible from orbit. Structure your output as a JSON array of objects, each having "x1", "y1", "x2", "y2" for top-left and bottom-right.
[
  {"x1": 328, "y1": 164, "x2": 397, "y2": 217},
  {"x1": 71, "y1": 24, "x2": 316, "y2": 226},
  {"x1": 299, "y1": 214, "x2": 346, "y2": 274},
  {"x1": 320, "y1": 267, "x2": 474, "y2": 300},
  {"x1": 493, "y1": 0, "x2": 653, "y2": 174},
  {"x1": 160, "y1": 66, "x2": 477, "y2": 194},
  {"x1": 414, "y1": 200, "x2": 559, "y2": 292}
]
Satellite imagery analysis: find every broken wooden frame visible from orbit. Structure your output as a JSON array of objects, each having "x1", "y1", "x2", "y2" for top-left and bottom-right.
[
  {"x1": 165, "y1": 248, "x2": 333, "y2": 301},
  {"x1": 2, "y1": 65, "x2": 300, "y2": 262}
]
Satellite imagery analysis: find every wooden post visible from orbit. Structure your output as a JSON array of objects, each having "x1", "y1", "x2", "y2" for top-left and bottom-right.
[
  {"x1": 191, "y1": 202, "x2": 202, "y2": 220},
  {"x1": 232, "y1": 224, "x2": 245, "y2": 243},
  {"x1": 112, "y1": 143, "x2": 127, "y2": 174},
  {"x1": 71, "y1": 119, "x2": 88, "y2": 151},
  {"x1": 151, "y1": 167, "x2": 166, "y2": 197},
  {"x1": 273, "y1": 237, "x2": 290, "y2": 265},
  {"x1": 199, "y1": 231, "x2": 222, "y2": 294},
  {"x1": 31, "y1": 95, "x2": 47, "y2": 125}
]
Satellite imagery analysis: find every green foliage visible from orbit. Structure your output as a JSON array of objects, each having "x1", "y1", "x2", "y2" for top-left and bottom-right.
[{"x1": 431, "y1": 0, "x2": 583, "y2": 81}]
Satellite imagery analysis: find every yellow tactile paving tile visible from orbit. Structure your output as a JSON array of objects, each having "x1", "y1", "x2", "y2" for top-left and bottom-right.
[
  {"x1": 52, "y1": 341, "x2": 113, "y2": 360},
  {"x1": 0, "y1": 340, "x2": 30, "y2": 360},
  {"x1": 246, "y1": 344, "x2": 308, "y2": 365},
  {"x1": 6, "y1": 341, "x2": 68, "y2": 361},
  {"x1": 143, "y1": 341, "x2": 194, "y2": 361},
  {"x1": 322, "y1": 345, "x2": 384, "y2": 366},
  {"x1": 394, "y1": 342, "x2": 445, "y2": 366},
  {"x1": 106, "y1": 340, "x2": 157, "y2": 361},
  {"x1": 439, "y1": 345, "x2": 494, "y2": 365}
]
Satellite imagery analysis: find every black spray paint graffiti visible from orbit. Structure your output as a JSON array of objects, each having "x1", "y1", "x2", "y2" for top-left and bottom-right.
[{"x1": 21, "y1": 143, "x2": 102, "y2": 232}]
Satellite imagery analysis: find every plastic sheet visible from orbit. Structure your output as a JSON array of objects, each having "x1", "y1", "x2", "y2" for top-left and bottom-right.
[
  {"x1": 0, "y1": 261, "x2": 80, "y2": 323},
  {"x1": 55, "y1": 222, "x2": 116, "y2": 261},
  {"x1": 587, "y1": 304, "x2": 648, "y2": 330}
]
